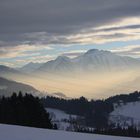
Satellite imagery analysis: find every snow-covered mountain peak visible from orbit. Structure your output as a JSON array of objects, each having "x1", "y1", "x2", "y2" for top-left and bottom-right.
[
  {"x1": 36, "y1": 55, "x2": 73, "y2": 73},
  {"x1": 85, "y1": 49, "x2": 99, "y2": 54},
  {"x1": 55, "y1": 56, "x2": 71, "y2": 62},
  {"x1": 34, "y1": 49, "x2": 140, "y2": 74},
  {"x1": 84, "y1": 49, "x2": 111, "y2": 55},
  {"x1": 50, "y1": 56, "x2": 72, "y2": 67}
]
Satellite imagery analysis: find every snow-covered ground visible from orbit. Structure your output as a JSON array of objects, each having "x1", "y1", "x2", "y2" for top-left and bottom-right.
[
  {"x1": 46, "y1": 108, "x2": 79, "y2": 130},
  {"x1": 47, "y1": 108, "x2": 77, "y2": 120},
  {"x1": 0, "y1": 124, "x2": 139, "y2": 140},
  {"x1": 109, "y1": 101, "x2": 140, "y2": 129}
]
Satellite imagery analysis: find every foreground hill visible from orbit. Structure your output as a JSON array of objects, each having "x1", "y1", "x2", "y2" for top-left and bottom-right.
[{"x1": 0, "y1": 124, "x2": 139, "y2": 140}]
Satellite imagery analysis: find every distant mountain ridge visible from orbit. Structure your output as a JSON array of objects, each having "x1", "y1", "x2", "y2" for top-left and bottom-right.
[
  {"x1": 0, "y1": 65, "x2": 20, "y2": 74},
  {"x1": 0, "y1": 65, "x2": 26, "y2": 80},
  {"x1": 1, "y1": 49, "x2": 140, "y2": 74},
  {"x1": 0, "y1": 77, "x2": 38, "y2": 96},
  {"x1": 74, "y1": 49, "x2": 140, "y2": 70},
  {"x1": 1, "y1": 49, "x2": 140, "y2": 98},
  {"x1": 34, "y1": 49, "x2": 140, "y2": 74},
  {"x1": 37, "y1": 56, "x2": 74, "y2": 73},
  {"x1": 19, "y1": 62, "x2": 44, "y2": 73}
]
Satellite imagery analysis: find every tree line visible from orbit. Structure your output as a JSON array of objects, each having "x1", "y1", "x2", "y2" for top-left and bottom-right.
[
  {"x1": 0, "y1": 91, "x2": 140, "y2": 137},
  {"x1": 76, "y1": 125, "x2": 140, "y2": 138},
  {"x1": 0, "y1": 92, "x2": 53, "y2": 129},
  {"x1": 41, "y1": 91, "x2": 140, "y2": 129}
]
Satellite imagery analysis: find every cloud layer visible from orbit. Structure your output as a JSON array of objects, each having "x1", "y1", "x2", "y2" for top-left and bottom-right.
[
  {"x1": 0, "y1": 0, "x2": 140, "y2": 42},
  {"x1": 0, "y1": 0, "x2": 140, "y2": 65},
  {"x1": 111, "y1": 45, "x2": 140, "y2": 57}
]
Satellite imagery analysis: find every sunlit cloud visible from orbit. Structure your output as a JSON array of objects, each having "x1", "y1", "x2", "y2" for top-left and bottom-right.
[
  {"x1": 0, "y1": 44, "x2": 53, "y2": 59},
  {"x1": 0, "y1": 62, "x2": 15, "y2": 67},
  {"x1": 0, "y1": 0, "x2": 140, "y2": 67},
  {"x1": 22, "y1": 17, "x2": 140, "y2": 45},
  {"x1": 110, "y1": 45, "x2": 140, "y2": 57},
  {"x1": 62, "y1": 17, "x2": 140, "y2": 45},
  {"x1": 95, "y1": 17, "x2": 140, "y2": 30},
  {"x1": 26, "y1": 55, "x2": 56, "y2": 63}
]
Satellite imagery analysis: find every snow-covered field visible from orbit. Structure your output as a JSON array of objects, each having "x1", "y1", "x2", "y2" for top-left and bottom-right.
[
  {"x1": 109, "y1": 101, "x2": 140, "y2": 128},
  {"x1": 0, "y1": 124, "x2": 139, "y2": 140}
]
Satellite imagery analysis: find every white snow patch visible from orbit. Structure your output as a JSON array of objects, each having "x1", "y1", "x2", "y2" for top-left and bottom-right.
[
  {"x1": 109, "y1": 101, "x2": 140, "y2": 129},
  {"x1": 47, "y1": 108, "x2": 77, "y2": 120},
  {"x1": 46, "y1": 108, "x2": 79, "y2": 130}
]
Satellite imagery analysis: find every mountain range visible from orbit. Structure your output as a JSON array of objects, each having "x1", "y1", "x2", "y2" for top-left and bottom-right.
[
  {"x1": 1, "y1": 49, "x2": 140, "y2": 75},
  {"x1": 0, "y1": 49, "x2": 140, "y2": 98},
  {"x1": 34, "y1": 49, "x2": 140, "y2": 74}
]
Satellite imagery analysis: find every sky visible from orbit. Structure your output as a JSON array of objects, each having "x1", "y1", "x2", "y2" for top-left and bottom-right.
[{"x1": 0, "y1": 0, "x2": 140, "y2": 67}]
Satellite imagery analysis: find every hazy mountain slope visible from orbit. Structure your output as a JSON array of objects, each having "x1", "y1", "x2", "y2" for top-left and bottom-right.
[
  {"x1": 19, "y1": 62, "x2": 44, "y2": 73},
  {"x1": 0, "y1": 124, "x2": 138, "y2": 140},
  {"x1": 0, "y1": 77, "x2": 38, "y2": 96},
  {"x1": 2, "y1": 49, "x2": 140, "y2": 76},
  {"x1": 35, "y1": 49, "x2": 140, "y2": 74},
  {"x1": 37, "y1": 56, "x2": 74, "y2": 74},
  {"x1": 0, "y1": 65, "x2": 27, "y2": 80},
  {"x1": 0, "y1": 65, "x2": 20, "y2": 75},
  {"x1": 73, "y1": 49, "x2": 140, "y2": 72}
]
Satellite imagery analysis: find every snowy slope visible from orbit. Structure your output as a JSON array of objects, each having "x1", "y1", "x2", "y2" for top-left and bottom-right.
[
  {"x1": 37, "y1": 56, "x2": 74, "y2": 74},
  {"x1": 47, "y1": 108, "x2": 77, "y2": 120},
  {"x1": 46, "y1": 108, "x2": 78, "y2": 130},
  {"x1": 0, "y1": 124, "x2": 139, "y2": 140},
  {"x1": 73, "y1": 49, "x2": 140, "y2": 72},
  {"x1": 109, "y1": 101, "x2": 140, "y2": 128}
]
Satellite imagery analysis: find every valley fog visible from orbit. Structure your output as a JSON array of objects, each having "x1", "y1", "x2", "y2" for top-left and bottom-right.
[{"x1": 11, "y1": 69, "x2": 140, "y2": 99}]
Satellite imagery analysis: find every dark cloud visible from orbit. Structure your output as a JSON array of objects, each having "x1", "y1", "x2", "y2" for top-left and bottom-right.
[{"x1": 0, "y1": 0, "x2": 140, "y2": 45}]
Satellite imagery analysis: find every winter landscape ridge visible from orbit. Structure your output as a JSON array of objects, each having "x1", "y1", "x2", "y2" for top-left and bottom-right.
[{"x1": 1, "y1": 0, "x2": 140, "y2": 139}]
